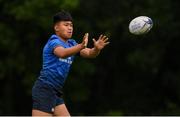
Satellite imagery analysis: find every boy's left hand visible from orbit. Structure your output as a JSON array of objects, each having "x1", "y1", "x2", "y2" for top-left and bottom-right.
[{"x1": 93, "y1": 34, "x2": 110, "y2": 50}]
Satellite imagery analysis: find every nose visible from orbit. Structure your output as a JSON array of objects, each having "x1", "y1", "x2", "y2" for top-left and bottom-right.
[{"x1": 68, "y1": 26, "x2": 73, "y2": 31}]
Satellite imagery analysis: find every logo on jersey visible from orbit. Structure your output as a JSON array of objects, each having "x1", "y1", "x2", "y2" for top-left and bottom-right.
[{"x1": 59, "y1": 57, "x2": 73, "y2": 64}]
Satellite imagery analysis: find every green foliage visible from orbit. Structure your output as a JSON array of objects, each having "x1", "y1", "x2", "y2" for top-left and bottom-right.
[
  {"x1": 1, "y1": 0, "x2": 180, "y2": 115},
  {"x1": 0, "y1": 0, "x2": 79, "y2": 115}
]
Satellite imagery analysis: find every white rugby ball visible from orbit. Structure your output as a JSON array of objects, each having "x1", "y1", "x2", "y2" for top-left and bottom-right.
[{"x1": 129, "y1": 16, "x2": 153, "y2": 35}]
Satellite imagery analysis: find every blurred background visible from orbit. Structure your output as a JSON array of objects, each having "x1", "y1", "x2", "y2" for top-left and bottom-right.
[{"x1": 1, "y1": 0, "x2": 180, "y2": 115}]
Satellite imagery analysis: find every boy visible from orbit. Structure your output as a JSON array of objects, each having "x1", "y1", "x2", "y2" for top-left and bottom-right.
[{"x1": 32, "y1": 11, "x2": 109, "y2": 116}]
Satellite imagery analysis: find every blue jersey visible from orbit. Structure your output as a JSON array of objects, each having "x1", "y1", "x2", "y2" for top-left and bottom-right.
[{"x1": 39, "y1": 34, "x2": 78, "y2": 91}]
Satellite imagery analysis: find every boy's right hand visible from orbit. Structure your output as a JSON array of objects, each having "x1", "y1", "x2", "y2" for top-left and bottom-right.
[{"x1": 81, "y1": 33, "x2": 89, "y2": 48}]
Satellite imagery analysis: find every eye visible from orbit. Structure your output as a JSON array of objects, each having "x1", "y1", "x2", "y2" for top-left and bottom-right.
[
  {"x1": 64, "y1": 23, "x2": 73, "y2": 27},
  {"x1": 64, "y1": 24, "x2": 68, "y2": 26}
]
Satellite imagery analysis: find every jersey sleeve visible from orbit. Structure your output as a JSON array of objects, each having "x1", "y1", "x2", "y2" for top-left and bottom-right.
[{"x1": 48, "y1": 39, "x2": 64, "y2": 52}]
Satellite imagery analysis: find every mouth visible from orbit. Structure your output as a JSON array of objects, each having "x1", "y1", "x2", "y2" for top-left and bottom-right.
[{"x1": 68, "y1": 32, "x2": 72, "y2": 35}]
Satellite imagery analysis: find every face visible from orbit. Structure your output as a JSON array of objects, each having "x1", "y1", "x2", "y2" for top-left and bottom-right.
[{"x1": 54, "y1": 21, "x2": 73, "y2": 41}]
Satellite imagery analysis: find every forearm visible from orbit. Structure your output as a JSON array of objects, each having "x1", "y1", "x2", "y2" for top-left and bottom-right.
[
  {"x1": 89, "y1": 47, "x2": 100, "y2": 58},
  {"x1": 54, "y1": 44, "x2": 85, "y2": 58},
  {"x1": 80, "y1": 47, "x2": 100, "y2": 58},
  {"x1": 65, "y1": 44, "x2": 85, "y2": 57}
]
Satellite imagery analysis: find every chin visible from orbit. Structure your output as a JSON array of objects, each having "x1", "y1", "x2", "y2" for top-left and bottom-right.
[{"x1": 66, "y1": 35, "x2": 72, "y2": 39}]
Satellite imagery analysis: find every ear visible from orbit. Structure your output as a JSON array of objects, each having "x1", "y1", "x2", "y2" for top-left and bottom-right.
[{"x1": 54, "y1": 25, "x2": 59, "y2": 31}]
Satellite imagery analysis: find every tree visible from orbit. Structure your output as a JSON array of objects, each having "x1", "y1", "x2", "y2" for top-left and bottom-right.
[{"x1": 1, "y1": 0, "x2": 180, "y2": 115}]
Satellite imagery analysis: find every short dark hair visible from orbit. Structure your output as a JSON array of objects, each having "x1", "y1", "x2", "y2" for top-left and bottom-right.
[{"x1": 53, "y1": 11, "x2": 73, "y2": 24}]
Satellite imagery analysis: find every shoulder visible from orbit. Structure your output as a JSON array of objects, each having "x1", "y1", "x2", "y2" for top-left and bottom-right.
[
  {"x1": 47, "y1": 35, "x2": 65, "y2": 49},
  {"x1": 48, "y1": 35, "x2": 65, "y2": 44},
  {"x1": 48, "y1": 34, "x2": 60, "y2": 42}
]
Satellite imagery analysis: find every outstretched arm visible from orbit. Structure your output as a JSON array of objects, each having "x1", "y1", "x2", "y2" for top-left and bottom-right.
[
  {"x1": 80, "y1": 34, "x2": 110, "y2": 58},
  {"x1": 54, "y1": 33, "x2": 88, "y2": 58}
]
